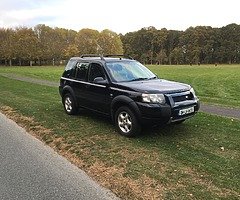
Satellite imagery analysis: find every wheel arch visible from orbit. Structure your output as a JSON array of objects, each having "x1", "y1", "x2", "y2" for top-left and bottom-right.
[
  {"x1": 111, "y1": 95, "x2": 141, "y2": 122},
  {"x1": 62, "y1": 86, "x2": 78, "y2": 107}
]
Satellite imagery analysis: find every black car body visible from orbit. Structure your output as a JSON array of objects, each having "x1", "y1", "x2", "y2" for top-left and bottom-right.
[{"x1": 59, "y1": 55, "x2": 200, "y2": 136}]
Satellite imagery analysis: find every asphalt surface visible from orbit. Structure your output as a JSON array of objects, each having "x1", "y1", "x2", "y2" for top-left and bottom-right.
[
  {"x1": 200, "y1": 104, "x2": 240, "y2": 119},
  {"x1": 0, "y1": 73, "x2": 59, "y2": 87},
  {"x1": 0, "y1": 112, "x2": 119, "y2": 200}
]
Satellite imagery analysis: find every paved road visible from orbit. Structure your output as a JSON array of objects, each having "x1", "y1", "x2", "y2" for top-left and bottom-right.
[
  {"x1": 200, "y1": 104, "x2": 240, "y2": 119},
  {"x1": 0, "y1": 73, "x2": 59, "y2": 87},
  {"x1": 0, "y1": 112, "x2": 119, "y2": 200}
]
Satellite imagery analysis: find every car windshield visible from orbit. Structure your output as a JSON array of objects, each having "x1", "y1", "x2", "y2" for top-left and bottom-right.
[{"x1": 106, "y1": 61, "x2": 157, "y2": 82}]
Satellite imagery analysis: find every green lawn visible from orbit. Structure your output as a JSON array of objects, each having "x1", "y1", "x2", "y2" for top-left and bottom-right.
[
  {"x1": 148, "y1": 64, "x2": 240, "y2": 108},
  {"x1": 0, "y1": 64, "x2": 240, "y2": 107},
  {"x1": 0, "y1": 65, "x2": 239, "y2": 199},
  {"x1": 0, "y1": 65, "x2": 64, "y2": 82}
]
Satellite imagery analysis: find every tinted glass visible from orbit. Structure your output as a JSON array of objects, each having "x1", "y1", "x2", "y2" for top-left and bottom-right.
[
  {"x1": 106, "y1": 61, "x2": 156, "y2": 82},
  {"x1": 88, "y1": 63, "x2": 105, "y2": 82},
  {"x1": 75, "y1": 62, "x2": 89, "y2": 81},
  {"x1": 65, "y1": 59, "x2": 76, "y2": 70}
]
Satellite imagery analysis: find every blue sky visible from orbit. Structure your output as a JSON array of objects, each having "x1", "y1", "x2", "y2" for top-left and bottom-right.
[{"x1": 0, "y1": 0, "x2": 239, "y2": 33}]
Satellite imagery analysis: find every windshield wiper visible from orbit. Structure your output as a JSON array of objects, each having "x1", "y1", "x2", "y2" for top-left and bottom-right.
[
  {"x1": 148, "y1": 76, "x2": 157, "y2": 80},
  {"x1": 130, "y1": 77, "x2": 149, "y2": 81}
]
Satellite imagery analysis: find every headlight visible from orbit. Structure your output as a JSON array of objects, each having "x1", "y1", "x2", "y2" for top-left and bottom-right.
[
  {"x1": 142, "y1": 93, "x2": 166, "y2": 104},
  {"x1": 190, "y1": 88, "x2": 196, "y2": 97}
]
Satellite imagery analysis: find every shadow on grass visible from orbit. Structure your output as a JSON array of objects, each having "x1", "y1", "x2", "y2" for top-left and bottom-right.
[
  {"x1": 73, "y1": 107, "x2": 193, "y2": 140},
  {"x1": 76, "y1": 108, "x2": 113, "y2": 124},
  {"x1": 143, "y1": 123, "x2": 191, "y2": 137}
]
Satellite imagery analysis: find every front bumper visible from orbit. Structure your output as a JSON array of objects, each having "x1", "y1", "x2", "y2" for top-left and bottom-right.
[{"x1": 136, "y1": 99, "x2": 200, "y2": 125}]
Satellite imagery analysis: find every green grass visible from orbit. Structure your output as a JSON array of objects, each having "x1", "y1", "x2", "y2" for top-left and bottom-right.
[
  {"x1": 0, "y1": 68, "x2": 239, "y2": 199},
  {"x1": 148, "y1": 64, "x2": 240, "y2": 108},
  {"x1": 1, "y1": 64, "x2": 240, "y2": 108},
  {"x1": 0, "y1": 65, "x2": 64, "y2": 82}
]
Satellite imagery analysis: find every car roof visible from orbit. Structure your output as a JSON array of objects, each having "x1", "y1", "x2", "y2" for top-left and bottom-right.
[{"x1": 69, "y1": 55, "x2": 134, "y2": 63}]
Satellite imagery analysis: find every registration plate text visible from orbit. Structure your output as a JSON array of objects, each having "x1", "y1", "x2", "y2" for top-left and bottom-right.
[{"x1": 179, "y1": 107, "x2": 194, "y2": 116}]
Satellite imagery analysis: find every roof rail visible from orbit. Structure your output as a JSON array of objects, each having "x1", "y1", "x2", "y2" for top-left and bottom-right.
[
  {"x1": 104, "y1": 54, "x2": 134, "y2": 60},
  {"x1": 80, "y1": 54, "x2": 104, "y2": 60}
]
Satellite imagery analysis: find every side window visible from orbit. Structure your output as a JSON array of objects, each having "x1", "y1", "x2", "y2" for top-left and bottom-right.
[
  {"x1": 65, "y1": 59, "x2": 76, "y2": 70},
  {"x1": 88, "y1": 63, "x2": 106, "y2": 82},
  {"x1": 75, "y1": 62, "x2": 89, "y2": 81}
]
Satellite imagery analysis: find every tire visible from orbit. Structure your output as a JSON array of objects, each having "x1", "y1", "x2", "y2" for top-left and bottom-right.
[
  {"x1": 115, "y1": 106, "x2": 141, "y2": 137},
  {"x1": 63, "y1": 93, "x2": 77, "y2": 115}
]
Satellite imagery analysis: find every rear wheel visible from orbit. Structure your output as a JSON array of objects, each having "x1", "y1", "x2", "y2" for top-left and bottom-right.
[
  {"x1": 63, "y1": 93, "x2": 77, "y2": 115},
  {"x1": 115, "y1": 106, "x2": 141, "y2": 137}
]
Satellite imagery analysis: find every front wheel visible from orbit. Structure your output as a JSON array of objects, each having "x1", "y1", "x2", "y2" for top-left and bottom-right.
[
  {"x1": 63, "y1": 93, "x2": 77, "y2": 115},
  {"x1": 115, "y1": 106, "x2": 141, "y2": 137}
]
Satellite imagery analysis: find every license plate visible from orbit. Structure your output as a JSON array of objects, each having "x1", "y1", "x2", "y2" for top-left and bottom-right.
[{"x1": 179, "y1": 107, "x2": 194, "y2": 116}]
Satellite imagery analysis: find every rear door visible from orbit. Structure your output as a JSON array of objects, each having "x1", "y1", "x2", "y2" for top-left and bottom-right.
[{"x1": 72, "y1": 62, "x2": 90, "y2": 107}]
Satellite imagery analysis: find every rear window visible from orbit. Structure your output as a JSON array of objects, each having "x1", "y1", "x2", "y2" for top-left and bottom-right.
[{"x1": 65, "y1": 59, "x2": 77, "y2": 70}]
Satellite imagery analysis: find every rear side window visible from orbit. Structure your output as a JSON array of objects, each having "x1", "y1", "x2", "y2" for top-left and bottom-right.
[
  {"x1": 65, "y1": 59, "x2": 76, "y2": 70},
  {"x1": 75, "y1": 62, "x2": 89, "y2": 81}
]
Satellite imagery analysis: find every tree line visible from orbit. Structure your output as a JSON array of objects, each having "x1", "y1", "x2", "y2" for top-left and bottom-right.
[
  {"x1": 121, "y1": 23, "x2": 240, "y2": 65},
  {"x1": 0, "y1": 24, "x2": 123, "y2": 66},
  {"x1": 0, "y1": 23, "x2": 240, "y2": 66}
]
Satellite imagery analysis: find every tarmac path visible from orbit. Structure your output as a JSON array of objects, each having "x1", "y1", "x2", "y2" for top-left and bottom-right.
[{"x1": 0, "y1": 112, "x2": 119, "y2": 200}]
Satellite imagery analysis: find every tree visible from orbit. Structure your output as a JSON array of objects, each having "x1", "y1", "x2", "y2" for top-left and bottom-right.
[
  {"x1": 98, "y1": 29, "x2": 123, "y2": 54},
  {"x1": 64, "y1": 29, "x2": 78, "y2": 59},
  {"x1": 0, "y1": 28, "x2": 15, "y2": 66},
  {"x1": 34, "y1": 24, "x2": 54, "y2": 65},
  {"x1": 64, "y1": 44, "x2": 79, "y2": 58},
  {"x1": 169, "y1": 47, "x2": 184, "y2": 65},
  {"x1": 121, "y1": 27, "x2": 169, "y2": 64},
  {"x1": 166, "y1": 30, "x2": 182, "y2": 64},
  {"x1": 75, "y1": 28, "x2": 99, "y2": 55},
  {"x1": 121, "y1": 31, "x2": 139, "y2": 59},
  {"x1": 14, "y1": 27, "x2": 38, "y2": 66},
  {"x1": 1, "y1": 23, "x2": 240, "y2": 66},
  {"x1": 121, "y1": 26, "x2": 158, "y2": 63},
  {"x1": 219, "y1": 23, "x2": 240, "y2": 64},
  {"x1": 179, "y1": 26, "x2": 215, "y2": 64},
  {"x1": 156, "y1": 49, "x2": 167, "y2": 65},
  {"x1": 50, "y1": 27, "x2": 70, "y2": 65}
]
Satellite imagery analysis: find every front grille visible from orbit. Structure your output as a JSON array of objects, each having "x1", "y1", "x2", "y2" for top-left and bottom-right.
[
  {"x1": 172, "y1": 93, "x2": 194, "y2": 103},
  {"x1": 165, "y1": 91, "x2": 198, "y2": 122}
]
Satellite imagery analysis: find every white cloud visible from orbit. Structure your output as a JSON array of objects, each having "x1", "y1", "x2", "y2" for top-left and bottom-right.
[{"x1": 0, "y1": 0, "x2": 239, "y2": 33}]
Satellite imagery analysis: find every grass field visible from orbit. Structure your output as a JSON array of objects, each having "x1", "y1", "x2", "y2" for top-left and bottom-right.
[
  {"x1": 149, "y1": 64, "x2": 240, "y2": 108},
  {"x1": 0, "y1": 65, "x2": 63, "y2": 82},
  {"x1": 0, "y1": 64, "x2": 240, "y2": 107},
  {"x1": 0, "y1": 65, "x2": 239, "y2": 199}
]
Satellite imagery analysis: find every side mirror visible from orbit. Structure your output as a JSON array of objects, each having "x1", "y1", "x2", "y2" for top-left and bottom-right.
[{"x1": 93, "y1": 77, "x2": 108, "y2": 85}]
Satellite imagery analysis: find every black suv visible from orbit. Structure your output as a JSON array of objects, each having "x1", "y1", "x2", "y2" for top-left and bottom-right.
[{"x1": 59, "y1": 55, "x2": 200, "y2": 136}]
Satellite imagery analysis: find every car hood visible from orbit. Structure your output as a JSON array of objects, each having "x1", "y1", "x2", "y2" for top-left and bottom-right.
[{"x1": 114, "y1": 79, "x2": 191, "y2": 94}]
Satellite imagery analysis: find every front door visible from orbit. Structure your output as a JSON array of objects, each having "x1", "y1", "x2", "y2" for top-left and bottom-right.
[{"x1": 84, "y1": 62, "x2": 111, "y2": 114}]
